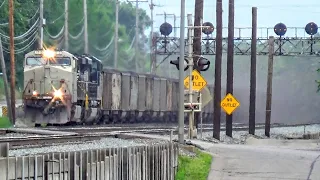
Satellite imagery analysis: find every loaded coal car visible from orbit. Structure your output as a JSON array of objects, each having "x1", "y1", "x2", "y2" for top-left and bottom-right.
[
  {"x1": 22, "y1": 49, "x2": 214, "y2": 126},
  {"x1": 22, "y1": 49, "x2": 103, "y2": 126}
]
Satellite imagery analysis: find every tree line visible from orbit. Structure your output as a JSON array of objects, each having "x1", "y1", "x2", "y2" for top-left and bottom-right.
[{"x1": 0, "y1": 0, "x2": 151, "y2": 90}]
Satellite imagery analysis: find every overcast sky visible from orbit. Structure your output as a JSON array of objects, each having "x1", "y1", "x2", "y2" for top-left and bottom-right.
[{"x1": 130, "y1": 0, "x2": 320, "y2": 38}]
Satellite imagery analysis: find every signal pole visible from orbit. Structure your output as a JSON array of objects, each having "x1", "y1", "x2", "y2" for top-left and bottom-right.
[
  {"x1": 39, "y1": 0, "x2": 44, "y2": 48},
  {"x1": 226, "y1": 0, "x2": 234, "y2": 137},
  {"x1": 114, "y1": 0, "x2": 119, "y2": 68},
  {"x1": 8, "y1": 0, "x2": 16, "y2": 125},
  {"x1": 178, "y1": 0, "x2": 186, "y2": 144},
  {"x1": 213, "y1": 0, "x2": 223, "y2": 140},
  {"x1": 64, "y1": 0, "x2": 69, "y2": 51},
  {"x1": 83, "y1": 0, "x2": 88, "y2": 53}
]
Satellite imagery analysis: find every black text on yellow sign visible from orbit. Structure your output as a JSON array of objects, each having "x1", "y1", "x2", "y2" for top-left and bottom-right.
[
  {"x1": 183, "y1": 70, "x2": 207, "y2": 91},
  {"x1": 220, "y1": 93, "x2": 240, "y2": 115}
]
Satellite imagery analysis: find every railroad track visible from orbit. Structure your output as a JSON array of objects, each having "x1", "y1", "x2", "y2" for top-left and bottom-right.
[{"x1": 1, "y1": 122, "x2": 318, "y2": 150}]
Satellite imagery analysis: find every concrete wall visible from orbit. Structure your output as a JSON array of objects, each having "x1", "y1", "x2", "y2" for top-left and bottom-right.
[{"x1": 0, "y1": 143, "x2": 179, "y2": 180}]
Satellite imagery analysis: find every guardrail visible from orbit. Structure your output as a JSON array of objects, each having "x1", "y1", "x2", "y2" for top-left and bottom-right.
[{"x1": 0, "y1": 142, "x2": 179, "y2": 180}]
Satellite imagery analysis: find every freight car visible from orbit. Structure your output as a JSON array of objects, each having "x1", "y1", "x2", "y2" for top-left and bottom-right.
[{"x1": 22, "y1": 49, "x2": 214, "y2": 126}]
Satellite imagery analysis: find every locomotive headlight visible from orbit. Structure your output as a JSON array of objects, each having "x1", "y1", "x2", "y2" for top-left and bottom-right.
[
  {"x1": 43, "y1": 49, "x2": 55, "y2": 58},
  {"x1": 32, "y1": 91, "x2": 37, "y2": 96},
  {"x1": 53, "y1": 89, "x2": 62, "y2": 98}
]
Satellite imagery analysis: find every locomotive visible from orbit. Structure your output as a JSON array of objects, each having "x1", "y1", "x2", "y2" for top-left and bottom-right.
[{"x1": 22, "y1": 49, "x2": 214, "y2": 126}]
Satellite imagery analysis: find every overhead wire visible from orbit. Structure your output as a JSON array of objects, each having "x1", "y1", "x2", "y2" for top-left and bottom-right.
[
  {"x1": 0, "y1": 0, "x2": 5, "y2": 9},
  {"x1": 94, "y1": 36, "x2": 114, "y2": 52},
  {"x1": 44, "y1": 25, "x2": 65, "y2": 40},
  {"x1": 69, "y1": 25, "x2": 85, "y2": 40},
  {"x1": 0, "y1": 18, "x2": 40, "y2": 40}
]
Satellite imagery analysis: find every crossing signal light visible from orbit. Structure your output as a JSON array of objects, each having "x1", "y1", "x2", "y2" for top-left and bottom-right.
[
  {"x1": 196, "y1": 57, "x2": 210, "y2": 71},
  {"x1": 170, "y1": 57, "x2": 189, "y2": 71}
]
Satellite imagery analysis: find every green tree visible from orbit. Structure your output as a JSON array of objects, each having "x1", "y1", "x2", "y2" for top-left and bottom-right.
[{"x1": 0, "y1": 0, "x2": 152, "y2": 93}]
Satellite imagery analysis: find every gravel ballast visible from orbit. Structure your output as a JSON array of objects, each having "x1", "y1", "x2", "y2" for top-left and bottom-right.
[{"x1": 9, "y1": 137, "x2": 169, "y2": 157}]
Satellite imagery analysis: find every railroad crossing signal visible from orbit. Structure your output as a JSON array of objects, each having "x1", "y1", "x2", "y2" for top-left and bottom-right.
[
  {"x1": 220, "y1": 93, "x2": 240, "y2": 115},
  {"x1": 184, "y1": 70, "x2": 207, "y2": 91}
]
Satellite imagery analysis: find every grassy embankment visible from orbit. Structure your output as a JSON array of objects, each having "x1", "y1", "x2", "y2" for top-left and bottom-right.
[
  {"x1": 0, "y1": 79, "x2": 13, "y2": 128},
  {"x1": 175, "y1": 149, "x2": 212, "y2": 180}
]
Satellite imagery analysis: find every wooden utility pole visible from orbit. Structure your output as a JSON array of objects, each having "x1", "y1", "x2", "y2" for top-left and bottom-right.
[
  {"x1": 64, "y1": 0, "x2": 69, "y2": 51},
  {"x1": 213, "y1": 0, "x2": 223, "y2": 140},
  {"x1": 193, "y1": 0, "x2": 203, "y2": 130},
  {"x1": 249, "y1": 7, "x2": 257, "y2": 135},
  {"x1": 8, "y1": 0, "x2": 15, "y2": 125},
  {"x1": 265, "y1": 36, "x2": 274, "y2": 137},
  {"x1": 226, "y1": 0, "x2": 234, "y2": 137},
  {"x1": 0, "y1": 39, "x2": 12, "y2": 122}
]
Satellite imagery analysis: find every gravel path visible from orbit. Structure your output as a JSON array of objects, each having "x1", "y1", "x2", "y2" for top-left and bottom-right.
[
  {"x1": 199, "y1": 124, "x2": 320, "y2": 144},
  {"x1": 9, "y1": 137, "x2": 169, "y2": 157}
]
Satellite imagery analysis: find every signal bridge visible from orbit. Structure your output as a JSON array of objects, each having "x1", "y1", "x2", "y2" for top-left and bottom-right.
[{"x1": 154, "y1": 22, "x2": 320, "y2": 57}]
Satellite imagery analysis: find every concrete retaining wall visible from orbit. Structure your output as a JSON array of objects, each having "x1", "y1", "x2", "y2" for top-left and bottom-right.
[{"x1": 0, "y1": 143, "x2": 179, "y2": 180}]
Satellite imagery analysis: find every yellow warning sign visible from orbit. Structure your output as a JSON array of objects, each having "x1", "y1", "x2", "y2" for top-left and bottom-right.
[
  {"x1": 184, "y1": 70, "x2": 207, "y2": 91},
  {"x1": 221, "y1": 93, "x2": 240, "y2": 115}
]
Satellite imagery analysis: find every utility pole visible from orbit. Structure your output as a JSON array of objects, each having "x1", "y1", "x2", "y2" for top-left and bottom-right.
[
  {"x1": 193, "y1": 0, "x2": 203, "y2": 131},
  {"x1": 178, "y1": 0, "x2": 186, "y2": 144},
  {"x1": 114, "y1": 0, "x2": 119, "y2": 68},
  {"x1": 39, "y1": 0, "x2": 44, "y2": 48},
  {"x1": 213, "y1": 0, "x2": 223, "y2": 140},
  {"x1": 249, "y1": 7, "x2": 257, "y2": 135},
  {"x1": 127, "y1": 0, "x2": 148, "y2": 72},
  {"x1": 0, "y1": 39, "x2": 12, "y2": 123},
  {"x1": 64, "y1": 0, "x2": 69, "y2": 51},
  {"x1": 226, "y1": 0, "x2": 234, "y2": 137},
  {"x1": 83, "y1": 0, "x2": 88, "y2": 53},
  {"x1": 149, "y1": 1, "x2": 156, "y2": 73},
  {"x1": 8, "y1": 0, "x2": 15, "y2": 125},
  {"x1": 149, "y1": 0, "x2": 155, "y2": 73},
  {"x1": 135, "y1": 0, "x2": 139, "y2": 72},
  {"x1": 187, "y1": 14, "x2": 194, "y2": 139},
  {"x1": 265, "y1": 36, "x2": 274, "y2": 137}
]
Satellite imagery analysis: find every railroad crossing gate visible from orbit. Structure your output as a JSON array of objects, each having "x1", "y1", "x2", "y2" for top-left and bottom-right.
[
  {"x1": 184, "y1": 70, "x2": 207, "y2": 91},
  {"x1": 221, "y1": 93, "x2": 240, "y2": 115}
]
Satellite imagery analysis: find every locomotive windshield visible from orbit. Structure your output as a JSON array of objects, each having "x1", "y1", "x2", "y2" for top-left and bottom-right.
[
  {"x1": 25, "y1": 57, "x2": 71, "y2": 66},
  {"x1": 26, "y1": 57, "x2": 47, "y2": 65},
  {"x1": 49, "y1": 57, "x2": 71, "y2": 66}
]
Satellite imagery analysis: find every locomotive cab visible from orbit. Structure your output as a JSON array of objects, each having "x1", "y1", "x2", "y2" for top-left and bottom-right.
[{"x1": 22, "y1": 49, "x2": 79, "y2": 126}]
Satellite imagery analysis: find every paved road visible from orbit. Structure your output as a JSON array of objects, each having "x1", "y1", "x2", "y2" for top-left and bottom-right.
[
  {"x1": 122, "y1": 133, "x2": 320, "y2": 180},
  {"x1": 207, "y1": 138, "x2": 320, "y2": 180}
]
